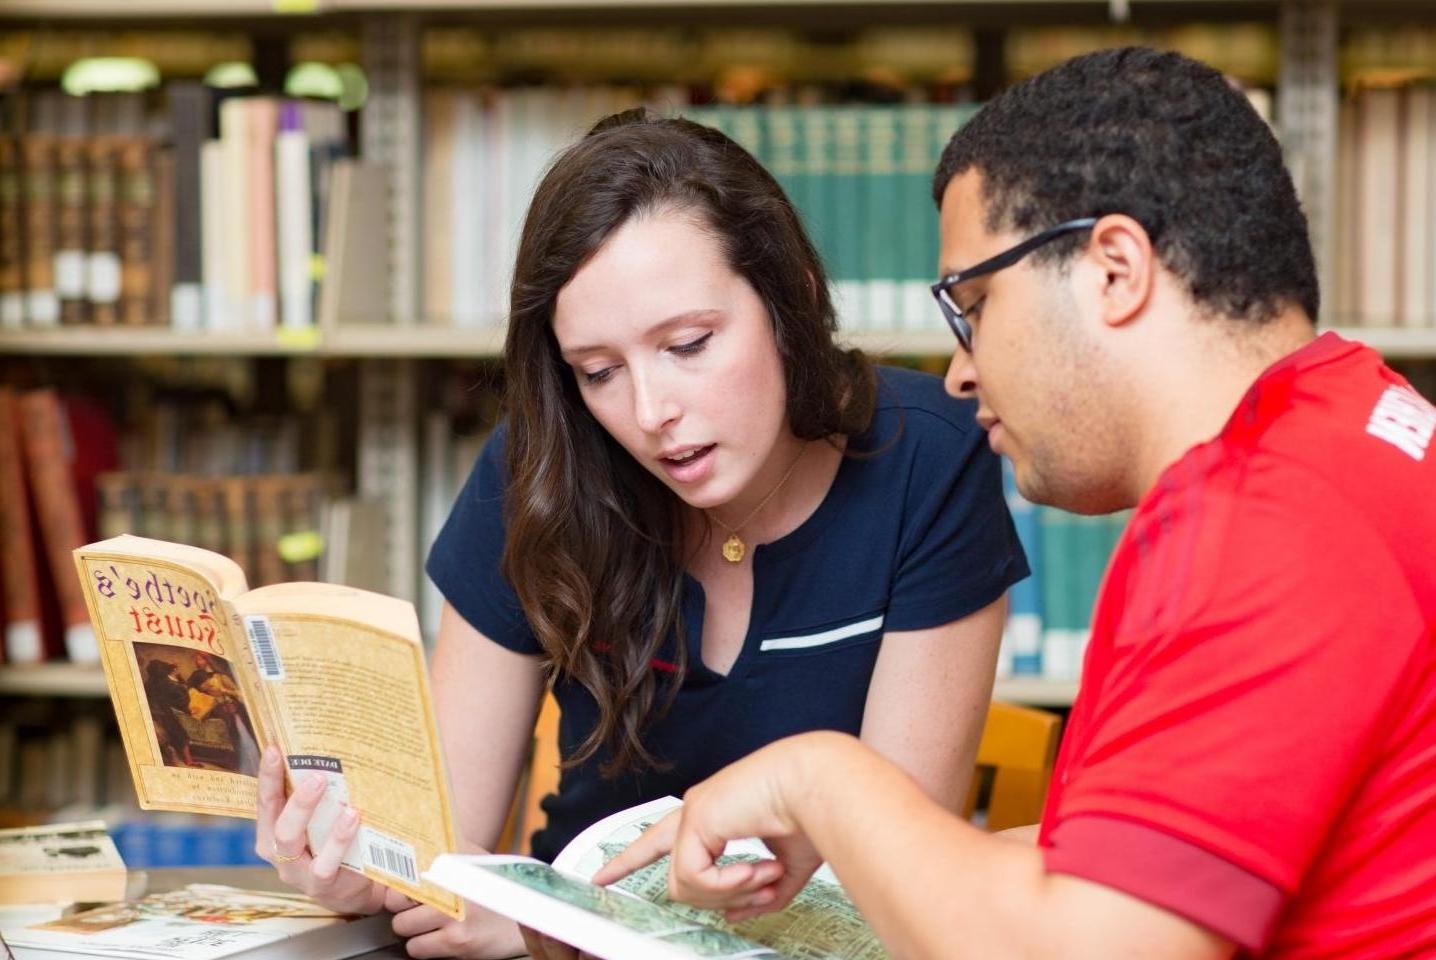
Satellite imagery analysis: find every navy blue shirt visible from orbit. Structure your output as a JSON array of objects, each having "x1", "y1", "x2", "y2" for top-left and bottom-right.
[{"x1": 426, "y1": 365, "x2": 1028, "y2": 861}]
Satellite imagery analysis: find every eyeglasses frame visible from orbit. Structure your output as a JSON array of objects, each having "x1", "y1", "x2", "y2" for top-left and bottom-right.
[{"x1": 931, "y1": 217, "x2": 1100, "y2": 352}]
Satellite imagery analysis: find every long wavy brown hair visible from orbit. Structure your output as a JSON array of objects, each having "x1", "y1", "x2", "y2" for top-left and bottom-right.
[{"x1": 502, "y1": 109, "x2": 876, "y2": 776}]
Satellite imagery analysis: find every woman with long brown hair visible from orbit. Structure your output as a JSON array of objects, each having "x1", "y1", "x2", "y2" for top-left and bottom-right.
[{"x1": 256, "y1": 109, "x2": 1026, "y2": 958}]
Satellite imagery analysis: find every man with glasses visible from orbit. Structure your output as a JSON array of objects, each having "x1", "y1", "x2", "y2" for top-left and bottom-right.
[{"x1": 589, "y1": 47, "x2": 1436, "y2": 958}]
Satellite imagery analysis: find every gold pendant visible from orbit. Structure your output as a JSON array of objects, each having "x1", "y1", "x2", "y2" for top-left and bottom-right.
[{"x1": 721, "y1": 533, "x2": 746, "y2": 563}]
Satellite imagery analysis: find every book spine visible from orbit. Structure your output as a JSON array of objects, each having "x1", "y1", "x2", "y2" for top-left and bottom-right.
[
  {"x1": 831, "y1": 107, "x2": 864, "y2": 330},
  {"x1": 96, "y1": 470, "x2": 140, "y2": 540},
  {"x1": 17, "y1": 390, "x2": 99, "y2": 663},
  {"x1": 151, "y1": 147, "x2": 177, "y2": 328},
  {"x1": 247, "y1": 98, "x2": 279, "y2": 331},
  {"x1": 0, "y1": 387, "x2": 44, "y2": 663},
  {"x1": 199, "y1": 138, "x2": 229, "y2": 330},
  {"x1": 0, "y1": 136, "x2": 24, "y2": 330},
  {"x1": 167, "y1": 82, "x2": 210, "y2": 332},
  {"x1": 53, "y1": 136, "x2": 90, "y2": 325},
  {"x1": 219, "y1": 98, "x2": 252, "y2": 333},
  {"x1": 276, "y1": 102, "x2": 315, "y2": 332},
  {"x1": 1400, "y1": 86, "x2": 1433, "y2": 329},
  {"x1": 862, "y1": 106, "x2": 901, "y2": 331},
  {"x1": 1356, "y1": 87, "x2": 1400, "y2": 327},
  {"x1": 116, "y1": 136, "x2": 157, "y2": 326},
  {"x1": 1002, "y1": 460, "x2": 1043, "y2": 678},
  {"x1": 423, "y1": 89, "x2": 455, "y2": 327},
  {"x1": 85, "y1": 136, "x2": 122, "y2": 327},
  {"x1": 898, "y1": 104, "x2": 935, "y2": 330},
  {"x1": 20, "y1": 133, "x2": 60, "y2": 328}
]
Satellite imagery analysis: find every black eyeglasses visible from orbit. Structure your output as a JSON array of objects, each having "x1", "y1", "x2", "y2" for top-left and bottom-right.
[{"x1": 931, "y1": 217, "x2": 1099, "y2": 352}]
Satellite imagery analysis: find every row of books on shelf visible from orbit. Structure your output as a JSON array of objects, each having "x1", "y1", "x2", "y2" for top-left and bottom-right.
[
  {"x1": 0, "y1": 378, "x2": 362, "y2": 667},
  {"x1": 1334, "y1": 82, "x2": 1436, "y2": 330},
  {"x1": 996, "y1": 461, "x2": 1127, "y2": 683},
  {"x1": 97, "y1": 472, "x2": 328, "y2": 589},
  {"x1": 0, "y1": 86, "x2": 352, "y2": 333},
  {"x1": 693, "y1": 101, "x2": 981, "y2": 332},
  {"x1": 421, "y1": 90, "x2": 981, "y2": 332},
  {"x1": 1, "y1": 704, "x2": 261, "y2": 867}
]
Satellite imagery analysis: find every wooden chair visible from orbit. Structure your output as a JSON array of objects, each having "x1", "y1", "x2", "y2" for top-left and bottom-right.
[
  {"x1": 494, "y1": 691, "x2": 562, "y2": 854},
  {"x1": 497, "y1": 694, "x2": 1061, "y2": 852},
  {"x1": 961, "y1": 700, "x2": 1063, "y2": 832}
]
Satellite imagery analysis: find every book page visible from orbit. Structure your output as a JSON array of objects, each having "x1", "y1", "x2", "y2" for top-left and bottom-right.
[
  {"x1": 233, "y1": 583, "x2": 462, "y2": 918},
  {"x1": 557, "y1": 799, "x2": 886, "y2": 960},
  {"x1": 74, "y1": 538, "x2": 265, "y2": 817},
  {"x1": 425, "y1": 854, "x2": 784, "y2": 960}
]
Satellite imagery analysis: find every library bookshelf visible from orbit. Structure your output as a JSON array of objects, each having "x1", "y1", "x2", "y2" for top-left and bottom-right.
[{"x1": 3, "y1": 1, "x2": 1436, "y2": 862}]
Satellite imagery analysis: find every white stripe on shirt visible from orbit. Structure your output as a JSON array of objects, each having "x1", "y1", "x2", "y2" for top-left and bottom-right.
[{"x1": 759, "y1": 615, "x2": 885, "y2": 653}]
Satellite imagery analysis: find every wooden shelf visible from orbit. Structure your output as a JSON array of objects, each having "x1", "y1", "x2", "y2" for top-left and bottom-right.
[
  {"x1": 993, "y1": 677, "x2": 1078, "y2": 707},
  {"x1": 324, "y1": 324, "x2": 508, "y2": 357},
  {"x1": 0, "y1": 323, "x2": 1418, "y2": 358},
  {"x1": 1329, "y1": 326, "x2": 1436, "y2": 360},
  {"x1": 0, "y1": 662, "x2": 110, "y2": 698},
  {"x1": 2, "y1": 323, "x2": 1434, "y2": 360},
  {"x1": 0, "y1": 327, "x2": 313, "y2": 357},
  {"x1": 0, "y1": 0, "x2": 1291, "y2": 16},
  {"x1": 0, "y1": 0, "x2": 330, "y2": 16}
]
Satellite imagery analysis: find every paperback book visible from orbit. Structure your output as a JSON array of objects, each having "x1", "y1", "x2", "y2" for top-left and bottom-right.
[
  {"x1": 425, "y1": 797, "x2": 886, "y2": 960},
  {"x1": 0, "y1": 821, "x2": 127, "y2": 906},
  {"x1": 1, "y1": 883, "x2": 394, "y2": 960},
  {"x1": 72, "y1": 534, "x2": 462, "y2": 917}
]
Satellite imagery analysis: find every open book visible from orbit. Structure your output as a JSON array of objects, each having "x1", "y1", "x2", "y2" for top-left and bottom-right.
[
  {"x1": 72, "y1": 534, "x2": 462, "y2": 918},
  {"x1": 1, "y1": 883, "x2": 394, "y2": 960},
  {"x1": 424, "y1": 797, "x2": 886, "y2": 960}
]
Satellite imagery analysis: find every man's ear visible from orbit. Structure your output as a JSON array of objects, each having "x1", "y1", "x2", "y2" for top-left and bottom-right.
[{"x1": 1082, "y1": 214, "x2": 1155, "y2": 329}]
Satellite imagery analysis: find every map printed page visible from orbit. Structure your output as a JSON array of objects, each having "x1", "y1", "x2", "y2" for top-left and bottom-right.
[{"x1": 554, "y1": 797, "x2": 888, "y2": 960}]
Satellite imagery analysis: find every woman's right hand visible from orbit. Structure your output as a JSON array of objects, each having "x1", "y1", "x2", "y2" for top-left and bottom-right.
[{"x1": 255, "y1": 743, "x2": 388, "y2": 915}]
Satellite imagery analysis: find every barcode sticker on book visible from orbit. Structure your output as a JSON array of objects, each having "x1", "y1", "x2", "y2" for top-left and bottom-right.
[
  {"x1": 361, "y1": 827, "x2": 418, "y2": 884},
  {"x1": 244, "y1": 615, "x2": 285, "y2": 680}
]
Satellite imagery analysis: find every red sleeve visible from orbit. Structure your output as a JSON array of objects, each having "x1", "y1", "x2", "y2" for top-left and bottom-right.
[
  {"x1": 1044, "y1": 814, "x2": 1282, "y2": 952},
  {"x1": 1049, "y1": 472, "x2": 1424, "y2": 896}
]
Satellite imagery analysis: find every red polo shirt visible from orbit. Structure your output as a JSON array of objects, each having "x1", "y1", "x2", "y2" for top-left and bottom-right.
[{"x1": 1039, "y1": 333, "x2": 1436, "y2": 957}]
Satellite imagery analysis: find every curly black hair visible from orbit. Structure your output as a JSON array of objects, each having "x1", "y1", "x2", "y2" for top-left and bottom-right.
[{"x1": 933, "y1": 46, "x2": 1318, "y2": 324}]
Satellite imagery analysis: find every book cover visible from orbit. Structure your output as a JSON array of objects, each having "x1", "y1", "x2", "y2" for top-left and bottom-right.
[
  {"x1": 2, "y1": 883, "x2": 395, "y2": 960},
  {"x1": 427, "y1": 796, "x2": 886, "y2": 960},
  {"x1": 72, "y1": 534, "x2": 463, "y2": 917}
]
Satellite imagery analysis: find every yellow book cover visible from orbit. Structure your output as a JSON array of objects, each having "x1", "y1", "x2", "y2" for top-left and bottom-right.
[{"x1": 72, "y1": 534, "x2": 462, "y2": 918}]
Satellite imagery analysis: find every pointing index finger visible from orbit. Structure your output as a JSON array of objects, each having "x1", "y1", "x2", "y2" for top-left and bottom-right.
[{"x1": 590, "y1": 811, "x2": 680, "y2": 886}]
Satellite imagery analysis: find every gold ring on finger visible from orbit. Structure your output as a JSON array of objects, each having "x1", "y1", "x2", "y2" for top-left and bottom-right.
[{"x1": 272, "y1": 841, "x2": 304, "y2": 863}]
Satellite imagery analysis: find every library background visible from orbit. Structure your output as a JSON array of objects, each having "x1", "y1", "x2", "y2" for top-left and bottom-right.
[{"x1": 1, "y1": 0, "x2": 1433, "y2": 870}]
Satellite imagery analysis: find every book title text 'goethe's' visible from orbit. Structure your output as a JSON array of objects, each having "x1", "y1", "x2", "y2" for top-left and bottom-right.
[{"x1": 89, "y1": 563, "x2": 226, "y2": 655}]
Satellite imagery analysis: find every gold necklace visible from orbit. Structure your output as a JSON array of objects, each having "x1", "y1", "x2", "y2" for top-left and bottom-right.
[{"x1": 707, "y1": 442, "x2": 809, "y2": 564}]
